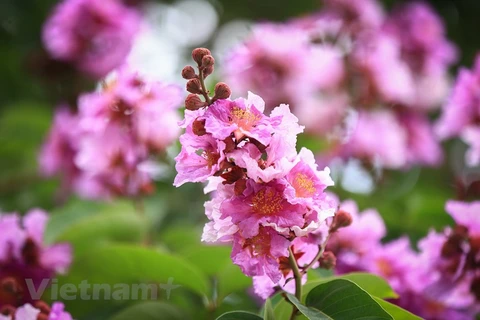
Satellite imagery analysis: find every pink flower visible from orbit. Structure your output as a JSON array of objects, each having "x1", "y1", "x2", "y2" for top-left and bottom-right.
[
  {"x1": 341, "y1": 110, "x2": 408, "y2": 169},
  {"x1": 352, "y1": 33, "x2": 415, "y2": 105},
  {"x1": 0, "y1": 210, "x2": 72, "y2": 308},
  {"x1": 398, "y1": 111, "x2": 443, "y2": 166},
  {"x1": 231, "y1": 226, "x2": 290, "y2": 282},
  {"x1": 384, "y1": 2, "x2": 457, "y2": 75},
  {"x1": 204, "y1": 95, "x2": 273, "y2": 145},
  {"x1": 42, "y1": 0, "x2": 140, "y2": 78},
  {"x1": 327, "y1": 199, "x2": 386, "y2": 274},
  {"x1": 364, "y1": 237, "x2": 418, "y2": 294},
  {"x1": 39, "y1": 107, "x2": 80, "y2": 189},
  {"x1": 462, "y1": 127, "x2": 480, "y2": 167},
  {"x1": 0, "y1": 302, "x2": 73, "y2": 320},
  {"x1": 220, "y1": 179, "x2": 305, "y2": 238},
  {"x1": 322, "y1": 0, "x2": 385, "y2": 31},
  {"x1": 436, "y1": 54, "x2": 480, "y2": 166},
  {"x1": 41, "y1": 69, "x2": 182, "y2": 199},
  {"x1": 445, "y1": 200, "x2": 480, "y2": 236},
  {"x1": 174, "y1": 132, "x2": 226, "y2": 187},
  {"x1": 224, "y1": 23, "x2": 344, "y2": 109},
  {"x1": 283, "y1": 148, "x2": 334, "y2": 213}
]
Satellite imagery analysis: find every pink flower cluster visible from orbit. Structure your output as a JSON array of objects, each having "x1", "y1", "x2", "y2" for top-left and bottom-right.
[
  {"x1": 0, "y1": 302, "x2": 72, "y2": 320},
  {"x1": 0, "y1": 209, "x2": 72, "y2": 317},
  {"x1": 174, "y1": 89, "x2": 337, "y2": 285},
  {"x1": 327, "y1": 199, "x2": 480, "y2": 319},
  {"x1": 436, "y1": 54, "x2": 480, "y2": 167},
  {"x1": 43, "y1": 0, "x2": 140, "y2": 78},
  {"x1": 224, "y1": 0, "x2": 456, "y2": 169},
  {"x1": 40, "y1": 69, "x2": 182, "y2": 199}
]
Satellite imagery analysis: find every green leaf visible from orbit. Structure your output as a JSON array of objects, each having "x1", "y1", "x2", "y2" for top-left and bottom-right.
[
  {"x1": 264, "y1": 298, "x2": 276, "y2": 320},
  {"x1": 216, "y1": 311, "x2": 263, "y2": 320},
  {"x1": 286, "y1": 294, "x2": 331, "y2": 319},
  {"x1": 109, "y1": 301, "x2": 186, "y2": 320},
  {"x1": 58, "y1": 244, "x2": 210, "y2": 317},
  {"x1": 374, "y1": 298, "x2": 422, "y2": 320},
  {"x1": 303, "y1": 273, "x2": 398, "y2": 300},
  {"x1": 182, "y1": 245, "x2": 232, "y2": 276},
  {"x1": 305, "y1": 279, "x2": 392, "y2": 320},
  {"x1": 216, "y1": 263, "x2": 252, "y2": 303},
  {"x1": 54, "y1": 210, "x2": 148, "y2": 257}
]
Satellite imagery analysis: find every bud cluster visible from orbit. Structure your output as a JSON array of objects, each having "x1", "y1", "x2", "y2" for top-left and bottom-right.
[{"x1": 182, "y1": 48, "x2": 231, "y2": 110}]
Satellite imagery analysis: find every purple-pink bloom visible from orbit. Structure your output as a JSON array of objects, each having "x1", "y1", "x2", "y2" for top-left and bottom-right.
[
  {"x1": 327, "y1": 199, "x2": 386, "y2": 274},
  {"x1": 204, "y1": 95, "x2": 273, "y2": 145},
  {"x1": 43, "y1": 0, "x2": 140, "y2": 78},
  {"x1": 341, "y1": 110, "x2": 408, "y2": 169},
  {"x1": 231, "y1": 226, "x2": 290, "y2": 283},
  {"x1": 41, "y1": 69, "x2": 182, "y2": 199},
  {"x1": 446, "y1": 200, "x2": 480, "y2": 237},
  {"x1": 220, "y1": 179, "x2": 305, "y2": 239},
  {"x1": 0, "y1": 210, "x2": 72, "y2": 308}
]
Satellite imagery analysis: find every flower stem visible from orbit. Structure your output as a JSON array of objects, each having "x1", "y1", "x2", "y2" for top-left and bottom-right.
[
  {"x1": 288, "y1": 246, "x2": 302, "y2": 320},
  {"x1": 301, "y1": 232, "x2": 331, "y2": 275},
  {"x1": 198, "y1": 68, "x2": 212, "y2": 105}
]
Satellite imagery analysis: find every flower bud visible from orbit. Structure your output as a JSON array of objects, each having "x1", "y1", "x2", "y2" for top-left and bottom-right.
[
  {"x1": 192, "y1": 48, "x2": 211, "y2": 65},
  {"x1": 203, "y1": 65, "x2": 214, "y2": 78},
  {"x1": 319, "y1": 251, "x2": 336, "y2": 270},
  {"x1": 185, "y1": 94, "x2": 205, "y2": 110},
  {"x1": 192, "y1": 118, "x2": 207, "y2": 136},
  {"x1": 213, "y1": 82, "x2": 231, "y2": 100},
  {"x1": 181, "y1": 66, "x2": 196, "y2": 80},
  {"x1": 330, "y1": 210, "x2": 353, "y2": 233},
  {"x1": 201, "y1": 55, "x2": 215, "y2": 69},
  {"x1": 186, "y1": 79, "x2": 203, "y2": 94}
]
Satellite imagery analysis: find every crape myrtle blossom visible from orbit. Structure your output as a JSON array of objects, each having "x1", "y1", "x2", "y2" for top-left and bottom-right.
[
  {"x1": 0, "y1": 302, "x2": 73, "y2": 320},
  {"x1": 327, "y1": 199, "x2": 480, "y2": 319},
  {"x1": 40, "y1": 68, "x2": 183, "y2": 199},
  {"x1": 175, "y1": 48, "x2": 341, "y2": 290},
  {"x1": 224, "y1": 0, "x2": 455, "y2": 170},
  {"x1": 0, "y1": 210, "x2": 72, "y2": 318},
  {"x1": 43, "y1": 0, "x2": 140, "y2": 78},
  {"x1": 436, "y1": 54, "x2": 480, "y2": 167}
]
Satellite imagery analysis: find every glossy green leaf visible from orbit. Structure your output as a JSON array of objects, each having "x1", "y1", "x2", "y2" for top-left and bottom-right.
[
  {"x1": 216, "y1": 263, "x2": 252, "y2": 303},
  {"x1": 109, "y1": 301, "x2": 186, "y2": 320},
  {"x1": 216, "y1": 311, "x2": 263, "y2": 320},
  {"x1": 305, "y1": 279, "x2": 392, "y2": 320},
  {"x1": 303, "y1": 273, "x2": 398, "y2": 300},
  {"x1": 286, "y1": 294, "x2": 331, "y2": 319},
  {"x1": 182, "y1": 245, "x2": 232, "y2": 276},
  {"x1": 374, "y1": 298, "x2": 422, "y2": 320},
  {"x1": 58, "y1": 244, "x2": 210, "y2": 317}
]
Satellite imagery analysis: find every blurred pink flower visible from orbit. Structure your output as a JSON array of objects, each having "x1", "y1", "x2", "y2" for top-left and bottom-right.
[
  {"x1": 0, "y1": 210, "x2": 71, "y2": 308},
  {"x1": 43, "y1": 0, "x2": 140, "y2": 78}
]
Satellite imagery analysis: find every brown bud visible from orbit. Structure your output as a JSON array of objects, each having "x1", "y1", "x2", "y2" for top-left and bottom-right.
[
  {"x1": 234, "y1": 178, "x2": 248, "y2": 196},
  {"x1": 186, "y1": 79, "x2": 203, "y2": 94},
  {"x1": 330, "y1": 210, "x2": 353, "y2": 232},
  {"x1": 201, "y1": 55, "x2": 215, "y2": 69},
  {"x1": 181, "y1": 66, "x2": 197, "y2": 79},
  {"x1": 192, "y1": 118, "x2": 207, "y2": 136},
  {"x1": 34, "y1": 301, "x2": 51, "y2": 315},
  {"x1": 185, "y1": 94, "x2": 205, "y2": 110},
  {"x1": 0, "y1": 305, "x2": 15, "y2": 316},
  {"x1": 319, "y1": 251, "x2": 337, "y2": 269},
  {"x1": 203, "y1": 65, "x2": 214, "y2": 78},
  {"x1": 192, "y1": 48, "x2": 211, "y2": 65},
  {"x1": 213, "y1": 82, "x2": 231, "y2": 100}
]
